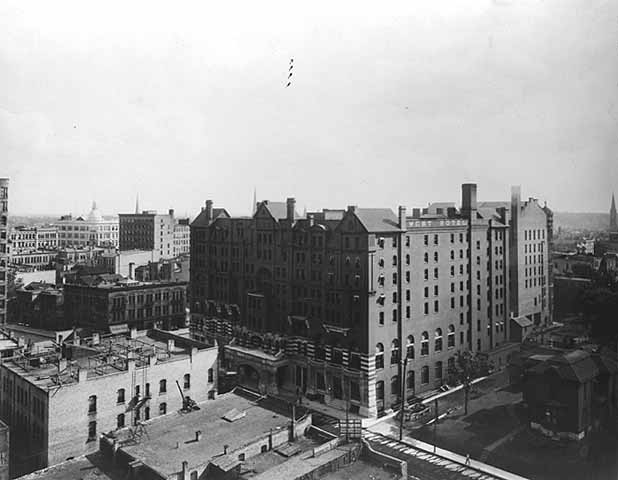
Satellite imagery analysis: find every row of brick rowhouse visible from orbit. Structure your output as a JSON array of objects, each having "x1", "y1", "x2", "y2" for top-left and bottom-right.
[{"x1": 189, "y1": 183, "x2": 554, "y2": 418}]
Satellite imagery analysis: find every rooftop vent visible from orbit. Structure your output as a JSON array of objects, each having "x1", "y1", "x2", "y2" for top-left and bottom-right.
[{"x1": 222, "y1": 408, "x2": 246, "y2": 422}]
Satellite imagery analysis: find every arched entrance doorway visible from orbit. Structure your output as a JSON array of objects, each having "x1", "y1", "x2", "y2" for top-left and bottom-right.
[{"x1": 238, "y1": 364, "x2": 260, "y2": 392}]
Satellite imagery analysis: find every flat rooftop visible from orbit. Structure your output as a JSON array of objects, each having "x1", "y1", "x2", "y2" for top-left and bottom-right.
[
  {"x1": 15, "y1": 452, "x2": 122, "y2": 480},
  {"x1": 110, "y1": 391, "x2": 294, "y2": 477},
  {"x1": 1, "y1": 329, "x2": 212, "y2": 390}
]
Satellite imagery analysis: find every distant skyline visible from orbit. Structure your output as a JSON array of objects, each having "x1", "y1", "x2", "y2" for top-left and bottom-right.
[{"x1": 2, "y1": 0, "x2": 617, "y2": 216}]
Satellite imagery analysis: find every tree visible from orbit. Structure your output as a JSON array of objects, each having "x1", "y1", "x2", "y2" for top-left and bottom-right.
[
  {"x1": 580, "y1": 287, "x2": 618, "y2": 346},
  {"x1": 446, "y1": 350, "x2": 492, "y2": 415}
]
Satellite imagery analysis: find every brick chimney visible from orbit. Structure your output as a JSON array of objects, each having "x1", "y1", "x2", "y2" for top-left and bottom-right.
[
  {"x1": 398, "y1": 206, "x2": 406, "y2": 229},
  {"x1": 461, "y1": 183, "x2": 478, "y2": 218},
  {"x1": 205, "y1": 200, "x2": 213, "y2": 222},
  {"x1": 286, "y1": 198, "x2": 296, "y2": 221}
]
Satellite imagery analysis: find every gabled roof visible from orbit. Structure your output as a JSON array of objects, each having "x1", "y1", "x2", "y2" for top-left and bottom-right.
[
  {"x1": 530, "y1": 349, "x2": 599, "y2": 383},
  {"x1": 190, "y1": 207, "x2": 231, "y2": 227},
  {"x1": 260, "y1": 201, "x2": 299, "y2": 221},
  {"x1": 478, "y1": 201, "x2": 509, "y2": 210},
  {"x1": 354, "y1": 208, "x2": 401, "y2": 233},
  {"x1": 477, "y1": 207, "x2": 506, "y2": 225},
  {"x1": 511, "y1": 315, "x2": 534, "y2": 328}
]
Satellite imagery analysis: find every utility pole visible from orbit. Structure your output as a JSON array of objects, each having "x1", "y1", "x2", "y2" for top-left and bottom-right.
[
  {"x1": 345, "y1": 375, "x2": 350, "y2": 443},
  {"x1": 399, "y1": 357, "x2": 408, "y2": 441},
  {"x1": 433, "y1": 398, "x2": 438, "y2": 453}
]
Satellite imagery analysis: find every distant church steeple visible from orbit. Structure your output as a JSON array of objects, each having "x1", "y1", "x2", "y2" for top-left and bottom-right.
[{"x1": 611, "y1": 193, "x2": 617, "y2": 232}]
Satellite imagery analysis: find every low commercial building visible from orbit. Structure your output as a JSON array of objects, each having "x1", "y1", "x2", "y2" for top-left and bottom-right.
[
  {"x1": 9, "y1": 226, "x2": 58, "y2": 254},
  {"x1": 64, "y1": 275, "x2": 188, "y2": 331},
  {"x1": 522, "y1": 349, "x2": 618, "y2": 440},
  {"x1": 14, "y1": 282, "x2": 65, "y2": 329},
  {"x1": 0, "y1": 329, "x2": 218, "y2": 477},
  {"x1": 135, "y1": 255, "x2": 190, "y2": 283},
  {"x1": 9, "y1": 251, "x2": 56, "y2": 271},
  {"x1": 99, "y1": 390, "x2": 311, "y2": 480}
]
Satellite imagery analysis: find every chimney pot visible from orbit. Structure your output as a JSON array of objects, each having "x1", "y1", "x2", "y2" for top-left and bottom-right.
[
  {"x1": 347, "y1": 205, "x2": 357, "y2": 213},
  {"x1": 195, "y1": 430, "x2": 202, "y2": 442}
]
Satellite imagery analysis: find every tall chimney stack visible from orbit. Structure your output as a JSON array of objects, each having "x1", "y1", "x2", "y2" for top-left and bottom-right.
[
  {"x1": 398, "y1": 206, "x2": 406, "y2": 229},
  {"x1": 286, "y1": 198, "x2": 296, "y2": 221},
  {"x1": 205, "y1": 200, "x2": 213, "y2": 222},
  {"x1": 461, "y1": 183, "x2": 478, "y2": 218}
]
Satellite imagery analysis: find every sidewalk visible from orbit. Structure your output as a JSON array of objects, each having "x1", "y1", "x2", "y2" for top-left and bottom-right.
[
  {"x1": 273, "y1": 390, "x2": 364, "y2": 421},
  {"x1": 363, "y1": 375, "x2": 489, "y2": 429},
  {"x1": 366, "y1": 423, "x2": 529, "y2": 480}
]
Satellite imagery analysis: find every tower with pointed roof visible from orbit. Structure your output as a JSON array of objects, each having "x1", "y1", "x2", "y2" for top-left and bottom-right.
[{"x1": 610, "y1": 193, "x2": 617, "y2": 232}]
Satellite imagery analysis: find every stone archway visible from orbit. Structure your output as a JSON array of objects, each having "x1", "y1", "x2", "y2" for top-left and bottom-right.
[{"x1": 238, "y1": 364, "x2": 261, "y2": 391}]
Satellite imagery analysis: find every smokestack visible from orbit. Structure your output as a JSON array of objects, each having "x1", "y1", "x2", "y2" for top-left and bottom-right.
[
  {"x1": 223, "y1": 444, "x2": 229, "y2": 455},
  {"x1": 205, "y1": 200, "x2": 213, "y2": 222},
  {"x1": 195, "y1": 431, "x2": 202, "y2": 442},
  {"x1": 461, "y1": 183, "x2": 478, "y2": 218},
  {"x1": 129, "y1": 262, "x2": 135, "y2": 280},
  {"x1": 398, "y1": 206, "x2": 406, "y2": 229},
  {"x1": 286, "y1": 197, "x2": 296, "y2": 221}
]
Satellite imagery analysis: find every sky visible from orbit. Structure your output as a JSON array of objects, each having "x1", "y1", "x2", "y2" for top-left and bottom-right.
[{"x1": 1, "y1": 0, "x2": 617, "y2": 217}]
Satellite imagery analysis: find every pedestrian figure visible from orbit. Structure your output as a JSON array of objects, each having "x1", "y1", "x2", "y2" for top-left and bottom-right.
[{"x1": 465, "y1": 454, "x2": 471, "y2": 466}]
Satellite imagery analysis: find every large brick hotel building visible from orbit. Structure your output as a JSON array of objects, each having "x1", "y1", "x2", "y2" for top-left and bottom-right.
[{"x1": 190, "y1": 184, "x2": 552, "y2": 417}]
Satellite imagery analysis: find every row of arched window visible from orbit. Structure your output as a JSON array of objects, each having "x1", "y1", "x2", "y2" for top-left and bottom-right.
[
  {"x1": 375, "y1": 359, "x2": 452, "y2": 400},
  {"x1": 375, "y1": 326, "x2": 456, "y2": 369}
]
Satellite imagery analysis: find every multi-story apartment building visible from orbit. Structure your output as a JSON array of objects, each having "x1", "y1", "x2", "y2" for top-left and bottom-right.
[
  {"x1": 119, "y1": 209, "x2": 190, "y2": 260},
  {"x1": 0, "y1": 329, "x2": 218, "y2": 477},
  {"x1": 0, "y1": 178, "x2": 9, "y2": 325},
  {"x1": 64, "y1": 275, "x2": 188, "y2": 331},
  {"x1": 8, "y1": 226, "x2": 58, "y2": 254},
  {"x1": 55, "y1": 202, "x2": 119, "y2": 248}
]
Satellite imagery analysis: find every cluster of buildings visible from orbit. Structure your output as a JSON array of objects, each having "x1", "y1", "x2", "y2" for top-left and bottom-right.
[
  {"x1": 549, "y1": 194, "x2": 618, "y2": 321},
  {"x1": 188, "y1": 184, "x2": 554, "y2": 418},
  {"x1": 4, "y1": 177, "x2": 617, "y2": 479},
  {"x1": 8, "y1": 202, "x2": 190, "y2": 272}
]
